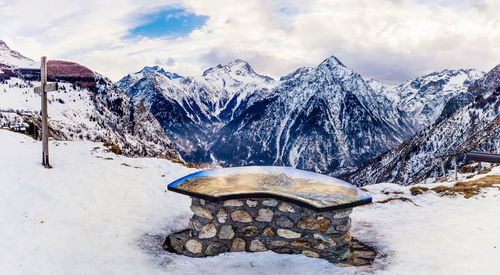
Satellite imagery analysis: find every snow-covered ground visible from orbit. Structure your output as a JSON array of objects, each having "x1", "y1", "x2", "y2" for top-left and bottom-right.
[{"x1": 1, "y1": 130, "x2": 499, "y2": 274}]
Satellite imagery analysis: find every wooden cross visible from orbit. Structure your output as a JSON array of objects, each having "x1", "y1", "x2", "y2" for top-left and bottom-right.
[{"x1": 34, "y1": 56, "x2": 58, "y2": 168}]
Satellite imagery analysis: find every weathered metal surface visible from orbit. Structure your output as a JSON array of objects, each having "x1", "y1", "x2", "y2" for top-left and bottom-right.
[{"x1": 168, "y1": 166, "x2": 372, "y2": 211}]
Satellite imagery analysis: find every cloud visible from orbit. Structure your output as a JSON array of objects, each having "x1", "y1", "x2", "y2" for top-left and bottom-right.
[{"x1": 0, "y1": 0, "x2": 498, "y2": 82}]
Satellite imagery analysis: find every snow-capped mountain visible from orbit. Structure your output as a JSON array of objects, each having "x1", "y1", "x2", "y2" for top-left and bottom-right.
[
  {"x1": 118, "y1": 56, "x2": 482, "y2": 174},
  {"x1": 211, "y1": 56, "x2": 407, "y2": 172},
  {"x1": 348, "y1": 64, "x2": 500, "y2": 185},
  {"x1": 0, "y1": 40, "x2": 37, "y2": 69},
  {"x1": 367, "y1": 69, "x2": 484, "y2": 132},
  {"x1": 117, "y1": 59, "x2": 276, "y2": 163},
  {"x1": 0, "y1": 40, "x2": 180, "y2": 159}
]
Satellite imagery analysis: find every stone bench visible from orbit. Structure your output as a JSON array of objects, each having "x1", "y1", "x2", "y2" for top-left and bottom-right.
[{"x1": 164, "y1": 166, "x2": 372, "y2": 264}]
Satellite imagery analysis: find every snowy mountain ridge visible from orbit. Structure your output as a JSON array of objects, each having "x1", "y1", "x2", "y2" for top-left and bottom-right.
[
  {"x1": 118, "y1": 56, "x2": 483, "y2": 175},
  {"x1": 0, "y1": 40, "x2": 38, "y2": 69},
  {"x1": 0, "y1": 41, "x2": 180, "y2": 160},
  {"x1": 117, "y1": 59, "x2": 277, "y2": 162},
  {"x1": 367, "y1": 68, "x2": 484, "y2": 131},
  {"x1": 348, "y1": 64, "x2": 500, "y2": 185}
]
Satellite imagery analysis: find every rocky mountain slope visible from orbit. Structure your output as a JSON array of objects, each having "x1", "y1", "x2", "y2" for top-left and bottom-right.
[
  {"x1": 348, "y1": 64, "x2": 500, "y2": 185},
  {"x1": 210, "y1": 57, "x2": 406, "y2": 172},
  {"x1": 118, "y1": 56, "x2": 482, "y2": 174},
  {"x1": 367, "y1": 68, "x2": 483, "y2": 131},
  {"x1": 117, "y1": 60, "x2": 276, "y2": 163},
  {"x1": 0, "y1": 40, "x2": 37, "y2": 69},
  {"x1": 0, "y1": 40, "x2": 180, "y2": 159}
]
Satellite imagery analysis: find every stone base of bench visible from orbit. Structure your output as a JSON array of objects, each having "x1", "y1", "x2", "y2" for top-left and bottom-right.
[{"x1": 163, "y1": 197, "x2": 357, "y2": 264}]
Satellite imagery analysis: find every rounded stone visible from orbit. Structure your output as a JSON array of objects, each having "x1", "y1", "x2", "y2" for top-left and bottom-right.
[
  {"x1": 316, "y1": 216, "x2": 332, "y2": 232},
  {"x1": 246, "y1": 200, "x2": 258, "y2": 207},
  {"x1": 262, "y1": 199, "x2": 278, "y2": 207},
  {"x1": 297, "y1": 216, "x2": 319, "y2": 230},
  {"x1": 198, "y1": 223, "x2": 217, "y2": 239},
  {"x1": 217, "y1": 208, "x2": 228, "y2": 224},
  {"x1": 291, "y1": 240, "x2": 311, "y2": 248},
  {"x1": 190, "y1": 205, "x2": 213, "y2": 220},
  {"x1": 275, "y1": 216, "x2": 294, "y2": 228},
  {"x1": 219, "y1": 225, "x2": 235, "y2": 240},
  {"x1": 338, "y1": 249, "x2": 351, "y2": 261},
  {"x1": 256, "y1": 208, "x2": 274, "y2": 222},
  {"x1": 248, "y1": 239, "x2": 267, "y2": 252},
  {"x1": 313, "y1": 242, "x2": 330, "y2": 250},
  {"x1": 185, "y1": 239, "x2": 202, "y2": 254},
  {"x1": 341, "y1": 232, "x2": 352, "y2": 243},
  {"x1": 277, "y1": 229, "x2": 301, "y2": 239},
  {"x1": 223, "y1": 199, "x2": 243, "y2": 207},
  {"x1": 189, "y1": 218, "x2": 203, "y2": 231},
  {"x1": 205, "y1": 241, "x2": 228, "y2": 256},
  {"x1": 165, "y1": 229, "x2": 191, "y2": 253},
  {"x1": 230, "y1": 210, "x2": 253, "y2": 223},
  {"x1": 278, "y1": 202, "x2": 296, "y2": 213},
  {"x1": 249, "y1": 239, "x2": 268, "y2": 252},
  {"x1": 230, "y1": 238, "x2": 246, "y2": 252},
  {"x1": 313, "y1": 233, "x2": 336, "y2": 245},
  {"x1": 262, "y1": 227, "x2": 275, "y2": 236},
  {"x1": 238, "y1": 225, "x2": 259, "y2": 236},
  {"x1": 336, "y1": 218, "x2": 351, "y2": 232},
  {"x1": 270, "y1": 240, "x2": 289, "y2": 247},
  {"x1": 333, "y1": 209, "x2": 352, "y2": 219},
  {"x1": 302, "y1": 250, "x2": 320, "y2": 258}
]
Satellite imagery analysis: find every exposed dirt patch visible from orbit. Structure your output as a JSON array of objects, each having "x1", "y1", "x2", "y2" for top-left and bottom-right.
[
  {"x1": 376, "y1": 197, "x2": 419, "y2": 207},
  {"x1": 167, "y1": 157, "x2": 209, "y2": 169},
  {"x1": 458, "y1": 163, "x2": 480, "y2": 174},
  {"x1": 479, "y1": 167, "x2": 492, "y2": 175},
  {"x1": 103, "y1": 142, "x2": 122, "y2": 155},
  {"x1": 410, "y1": 186, "x2": 429, "y2": 196},
  {"x1": 382, "y1": 191, "x2": 404, "y2": 195},
  {"x1": 431, "y1": 175, "x2": 500, "y2": 198}
]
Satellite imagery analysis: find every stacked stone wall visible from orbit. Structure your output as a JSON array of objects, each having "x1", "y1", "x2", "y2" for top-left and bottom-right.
[{"x1": 164, "y1": 197, "x2": 353, "y2": 263}]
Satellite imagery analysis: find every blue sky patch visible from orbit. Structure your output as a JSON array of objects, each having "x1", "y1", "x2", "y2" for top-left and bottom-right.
[{"x1": 129, "y1": 8, "x2": 208, "y2": 39}]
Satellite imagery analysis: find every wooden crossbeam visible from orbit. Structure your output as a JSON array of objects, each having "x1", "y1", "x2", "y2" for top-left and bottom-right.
[
  {"x1": 34, "y1": 82, "x2": 58, "y2": 94},
  {"x1": 466, "y1": 152, "x2": 500, "y2": 163}
]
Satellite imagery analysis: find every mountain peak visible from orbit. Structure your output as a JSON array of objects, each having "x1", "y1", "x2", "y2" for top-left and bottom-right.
[
  {"x1": 320, "y1": 55, "x2": 346, "y2": 68},
  {"x1": 202, "y1": 59, "x2": 273, "y2": 81},
  {"x1": 0, "y1": 40, "x2": 9, "y2": 49},
  {"x1": 315, "y1": 55, "x2": 354, "y2": 78},
  {"x1": 138, "y1": 66, "x2": 181, "y2": 79},
  {"x1": 0, "y1": 40, "x2": 37, "y2": 69},
  {"x1": 226, "y1": 59, "x2": 253, "y2": 73},
  {"x1": 475, "y1": 63, "x2": 500, "y2": 93}
]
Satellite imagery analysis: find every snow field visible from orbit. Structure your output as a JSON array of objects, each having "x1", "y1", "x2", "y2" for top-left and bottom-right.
[{"x1": 1, "y1": 130, "x2": 499, "y2": 274}]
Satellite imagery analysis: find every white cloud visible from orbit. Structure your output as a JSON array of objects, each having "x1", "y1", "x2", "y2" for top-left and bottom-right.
[{"x1": 0, "y1": 0, "x2": 498, "y2": 82}]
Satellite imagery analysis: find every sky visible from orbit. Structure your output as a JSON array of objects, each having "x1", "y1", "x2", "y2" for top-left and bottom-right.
[{"x1": 0, "y1": 0, "x2": 499, "y2": 83}]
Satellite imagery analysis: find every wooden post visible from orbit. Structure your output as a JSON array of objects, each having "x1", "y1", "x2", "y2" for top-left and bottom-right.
[
  {"x1": 41, "y1": 56, "x2": 49, "y2": 167},
  {"x1": 34, "y1": 57, "x2": 58, "y2": 168},
  {"x1": 454, "y1": 156, "x2": 458, "y2": 181},
  {"x1": 440, "y1": 157, "x2": 446, "y2": 181}
]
